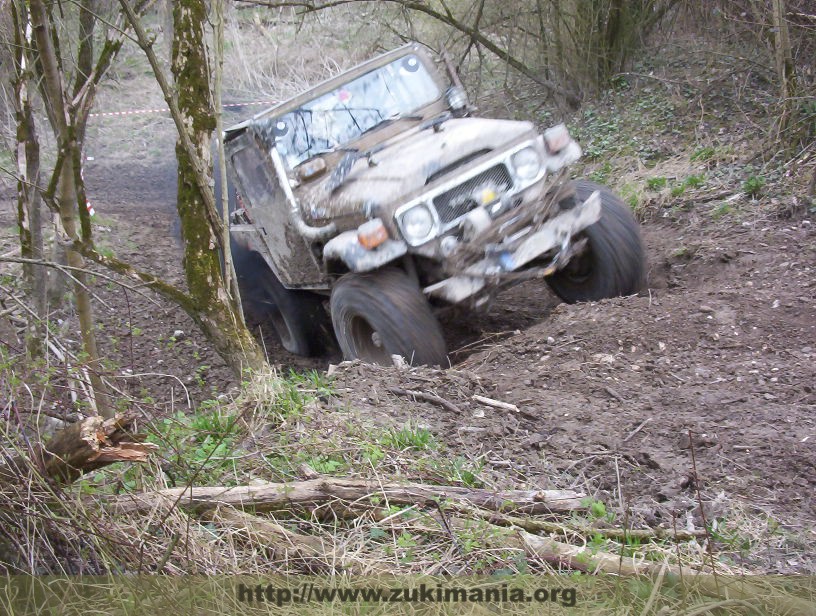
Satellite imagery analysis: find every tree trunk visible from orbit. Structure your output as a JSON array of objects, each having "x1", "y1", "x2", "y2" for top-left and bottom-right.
[
  {"x1": 772, "y1": 0, "x2": 797, "y2": 101},
  {"x1": 213, "y1": 0, "x2": 243, "y2": 315},
  {"x1": 11, "y1": 1, "x2": 47, "y2": 358},
  {"x1": 56, "y1": 160, "x2": 113, "y2": 417},
  {"x1": 28, "y1": 0, "x2": 113, "y2": 417},
  {"x1": 771, "y1": 0, "x2": 800, "y2": 145},
  {"x1": 171, "y1": 0, "x2": 266, "y2": 375}
]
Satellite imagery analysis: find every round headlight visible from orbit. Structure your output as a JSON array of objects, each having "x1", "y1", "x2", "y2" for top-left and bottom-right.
[
  {"x1": 399, "y1": 204, "x2": 436, "y2": 244},
  {"x1": 511, "y1": 146, "x2": 541, "y2": 181}
]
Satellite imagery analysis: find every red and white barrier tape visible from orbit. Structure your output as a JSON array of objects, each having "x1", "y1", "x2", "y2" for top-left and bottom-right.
[
  {"x1": 83, "y1": 102, "x2": 276, "y2": 215},
  {"x1": 89, "y1": 100, "x2": 277, "y2": 118},
  {"x1": 79, "y1": 166, "x2": 95, "y2": 217}
]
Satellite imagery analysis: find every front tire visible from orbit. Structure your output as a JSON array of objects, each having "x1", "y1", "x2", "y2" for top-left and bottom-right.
[
  {"x1": 330, "y1": 268, "x2": 447, "y2": 367},
  {"x1": 546, "y1": 180, "x2": 645, "y2": 303}
]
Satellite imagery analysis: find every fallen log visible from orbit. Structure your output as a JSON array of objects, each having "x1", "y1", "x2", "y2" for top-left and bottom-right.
[
  {"x1": 107, "y1": 477, "x2": 585, "y2": 516},
  {"x1": 520, "y1": 531, "x2": 816, "y2": 614},
  {"x1": 0, "y1": 412, "x2": 157, "y2": 485}
]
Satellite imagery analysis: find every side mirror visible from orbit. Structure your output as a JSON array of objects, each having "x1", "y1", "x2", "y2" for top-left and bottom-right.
[{"x1": 446, "y1": 86, "x2": 469, "y2": 117}]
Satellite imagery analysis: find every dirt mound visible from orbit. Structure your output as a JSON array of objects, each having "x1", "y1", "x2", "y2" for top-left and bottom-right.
[
  {"x1": 50, "y1": 141, "x2": 815, "y2": 574},
  {"x1": 321, "y1": 216, "x2": 816, "y2": 572}
]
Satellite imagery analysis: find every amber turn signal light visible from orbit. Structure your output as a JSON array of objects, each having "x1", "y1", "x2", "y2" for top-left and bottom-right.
[{"x1": 357, "y1": 218, "x2": 389, "y2": 250}]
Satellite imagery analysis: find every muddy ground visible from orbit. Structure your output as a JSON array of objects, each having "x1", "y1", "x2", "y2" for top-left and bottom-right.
[
  {"x1": 1, "y1": 100, "x2": 814, "y2": 575},
  {"x1": 78, "y1": 144, "x2": 816, "y2": 570}
]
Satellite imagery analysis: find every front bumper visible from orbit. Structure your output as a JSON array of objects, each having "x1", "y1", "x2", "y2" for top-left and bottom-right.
[{"x1": 423, "y1": 190, "x2": 602, "y2": 303}]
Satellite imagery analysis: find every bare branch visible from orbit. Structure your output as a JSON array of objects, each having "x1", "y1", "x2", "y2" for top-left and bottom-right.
[
  {"x1": 237, "y1": 0, "x2": 581, "y2": 106},
  {"x1": 0, "y1": 255, "x2": 161, "y2": 307},
  {"x1": 117, "y1": 0, "x2": 227, "y2": 246}
]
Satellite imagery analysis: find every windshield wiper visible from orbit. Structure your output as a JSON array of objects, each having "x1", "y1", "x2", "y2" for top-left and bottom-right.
[
  {"x1": 358, "y1": 113, "x2": 424, "y2": 138},
  {"x1": 328, "y1": 149, "x2": 360, "y2": 193},
  {"x1": 327, "y1": 115, "x2": 428, "y2": 192},
  {"x1": 418, "y1": 112, "x2": 452, "y2": 132}
]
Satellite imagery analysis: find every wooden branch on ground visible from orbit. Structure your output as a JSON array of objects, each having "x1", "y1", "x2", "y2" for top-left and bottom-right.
[
  {"x1": 0, "y1": 413, "x2": 157, "y2": 485},
  {"x1": 472, "y1": 394, "x2": 520, "y2": 414},
  {"x1": 107, "y1": 477, "x2": 586, "y2": 515},
  {"x1": 521, "y1": 531, "x2": 815, "y2": 614},
  {"x1": 388, "y1": 387, "x2": 462, "y2": 414},
  {"x1": 446, "y1": 501, "x2": 707, "y2": 542}
]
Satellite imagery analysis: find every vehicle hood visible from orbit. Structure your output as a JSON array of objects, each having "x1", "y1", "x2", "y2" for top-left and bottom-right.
[{"x1": 297, "y1": 117, "x2": 536, "y2": 223}]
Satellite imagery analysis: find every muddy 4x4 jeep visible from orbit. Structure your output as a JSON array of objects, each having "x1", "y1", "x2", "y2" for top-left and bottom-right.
[{"x1": 220, "y1": 43, "x2": 645, "y2": 366}]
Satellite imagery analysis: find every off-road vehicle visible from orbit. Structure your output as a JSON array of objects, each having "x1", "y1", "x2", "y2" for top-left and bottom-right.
[{"x1": 219, "y1": 43, "x2": 645, "y2": 366}]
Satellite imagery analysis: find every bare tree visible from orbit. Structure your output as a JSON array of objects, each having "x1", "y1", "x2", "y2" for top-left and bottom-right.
[
  {"x1": 213, "y1": 0, "x2": 242, "y2": 310},
  {"x1": 6, "y1": 0, "x2": 265, "y2": 398},
  {"x1": 117, "y1": 0, "x2": 267, "y2": 375},
  {"x1": 15, "y1": 0, "x2": 131, "y2": 416},
  {"x1": 10, "y1": 1, "x2": 46, "y2": 357},
  {"x1": 771, "y1": 0, "x2": 799, "y2": 140}
]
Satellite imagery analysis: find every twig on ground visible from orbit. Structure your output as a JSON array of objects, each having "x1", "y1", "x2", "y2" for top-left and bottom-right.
[
  {"x1": 472, "y1": 394, "x2": 519, "y2": 413},
  {"x1": 387, "y1": 387, "x2": 462, "y2": 414},
  {"x1": 623, "y1": 418, "x2": 652, "y2": 442},
  {"x1": 604, "y1": 386, "x2": 627, "y2": 402},
  {"x1": 445, "y1": 501, "x2": 707, "y2": 541}
]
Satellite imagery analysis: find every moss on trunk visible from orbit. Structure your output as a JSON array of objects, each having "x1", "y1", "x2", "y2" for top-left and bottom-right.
[{"x1": 171, "y1": 0, "x2": 266, "y2": 375}]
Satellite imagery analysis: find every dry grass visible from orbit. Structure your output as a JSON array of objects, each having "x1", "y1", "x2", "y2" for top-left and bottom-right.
[
  {"x1": 0, "y1": 7, "x2": 813, "y2": 614},
  {"x1": 0, "y1": 360, "x2": 786, "y2": 579}
]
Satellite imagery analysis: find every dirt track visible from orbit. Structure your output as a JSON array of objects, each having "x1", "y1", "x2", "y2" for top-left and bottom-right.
[
  {"x1": 327, "y1": 220, "x2": 815, "y2": 569},
  {"x1": 0, "y1": 105, "x2": 811, "y2": 573},
  {"x1": 69, "y1": 151, "x2": 816, "y2": 572}
]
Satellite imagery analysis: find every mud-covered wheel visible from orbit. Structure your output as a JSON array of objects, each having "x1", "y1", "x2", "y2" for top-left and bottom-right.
[
  {"x1": 234, "y1": 248, "x2": 331, "y2": 357},
  {"x1": 546, "y1": 179, "x2": 645, "y2": 303},
  {"x1": 330, "y1": 268, "x2": 447, "y2": 366}
]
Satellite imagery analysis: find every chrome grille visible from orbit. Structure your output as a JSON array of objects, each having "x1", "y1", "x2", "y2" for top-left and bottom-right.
[{"x1": 432, "y1": 164, "x2": 513, "y2": 224}]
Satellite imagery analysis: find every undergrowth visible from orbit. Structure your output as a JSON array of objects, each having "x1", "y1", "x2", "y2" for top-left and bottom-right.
[
  {"x1": 566, "y1": 37, "x2": 810, "y2": 223},
  {"x1": 0, "y1": 16, "x2": 813, "y2": 615}
]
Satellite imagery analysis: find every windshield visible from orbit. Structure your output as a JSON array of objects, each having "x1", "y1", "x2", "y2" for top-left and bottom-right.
[{"x1": 270, "y1": 55, "x2": 441, "y2": 168}]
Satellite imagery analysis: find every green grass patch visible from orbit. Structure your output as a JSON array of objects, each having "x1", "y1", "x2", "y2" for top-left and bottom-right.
[
  {"x1": 743, "y1": 174, "x2": 765, "y2": 198},
  {"x1": 149, "y1": 406, "x2": 242, "y2": 485},
  {"x1": 96, "y1": 245, "x2": 116, "y2": 259},
  {"x1": 691, "y1": 146, "x2": 716, "y2": 162},
  {"x1": 378, "y1": 424, "x2": 436, "y2": 451},
  {"x1": 711, "y1": 201, "x2": 734, "y2": 219},
  {"x1": 670, "y1": 173, "x2": 706, "y2": 197},
  {"x1": 618, "y1": 182, "x2": 645, "y2": 217},
  {"x1": 646, "y1": 176, "x2": 668, "y2": 191},
  {"x1": 588, "y1": 161, "x2": 613, "y2": 184}
]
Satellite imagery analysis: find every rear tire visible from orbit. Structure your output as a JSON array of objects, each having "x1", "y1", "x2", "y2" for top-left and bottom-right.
[
  {"x1": 234, "y1": 249, "x2": 331, "y2": 357},
  {"x1": 330, "y1": 268, "x2": 447, "y2": 367},
  {"x1": 218, "y1": 147, "x2": 331, "y2": 358},
  {"x1": 546, "y1": 180, "x2": 645, "y2": 303}
]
